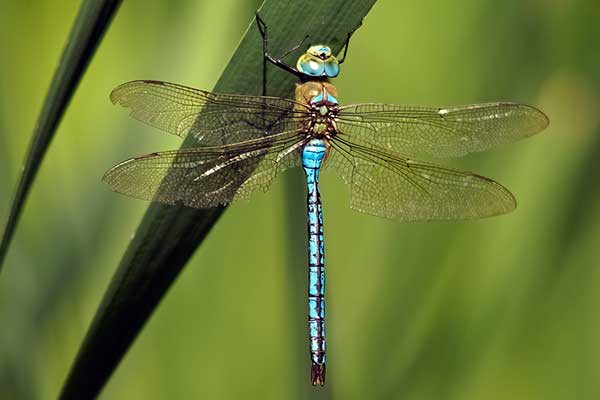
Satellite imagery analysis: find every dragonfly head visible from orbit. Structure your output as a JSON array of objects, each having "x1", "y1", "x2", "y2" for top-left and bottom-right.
[{"x1": 297, "y1": 45, "x2": 340, "y2": 78}]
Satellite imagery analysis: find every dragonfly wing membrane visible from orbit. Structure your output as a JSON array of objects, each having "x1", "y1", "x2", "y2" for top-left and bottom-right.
[
  {"x1": 327, "y1": 139, "x2": 516, "y2": 221},
  {"x1": 336, "y1": 102, "x2": 548, "y2": 158},
  {"x1": 103, "y1": 136, "x2": 304, "y2": 208},
  {"x1": 110, "y1": 80, "x2": 306, "y2": 145}
]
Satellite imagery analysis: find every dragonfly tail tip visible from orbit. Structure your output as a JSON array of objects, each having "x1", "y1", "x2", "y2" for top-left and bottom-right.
[{"x1": 311, "y1": 363, "x2": 326, "y2": 386}]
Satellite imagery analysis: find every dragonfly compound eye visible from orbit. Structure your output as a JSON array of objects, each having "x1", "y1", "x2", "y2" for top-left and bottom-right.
[
  {"x1": 298, "y1": 45, "x2": 339, "y2": 77},
  {"x1": 297, "y1": 54, "x2": 325, "y2": 77}
]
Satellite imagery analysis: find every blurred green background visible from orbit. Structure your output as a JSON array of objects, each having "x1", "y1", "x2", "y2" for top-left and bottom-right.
[{"x1": 1, "y1": 0, "x2": 600, "y2": 399}]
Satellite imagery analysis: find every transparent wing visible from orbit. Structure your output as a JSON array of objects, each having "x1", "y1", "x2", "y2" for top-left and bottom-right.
[
  {"x1": 326, "y1": 137, "x2": 516, "y2": 221},
  {"x1": 103, "y1": 132, "x2": 305, "y2": 208},
  {"x1": 336, "y1": 102, "x2": 549, "y2": 158},
  {"x1": 110, "y1": 80, "x2": 307, "y2": 145}
]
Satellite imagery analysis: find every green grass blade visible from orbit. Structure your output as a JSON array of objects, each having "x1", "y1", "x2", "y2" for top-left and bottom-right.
[
  {"x1": 58, "y1": 1, "x2": 376, "y2": 398},
  {"x1": 0, "y1": 0, "x2": 122, "y2": 272}
]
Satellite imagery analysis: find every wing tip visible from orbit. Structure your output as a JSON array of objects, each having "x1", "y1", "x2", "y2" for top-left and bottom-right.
[
  {"x1": 101, "y1": 154, "x2": 145, "y2": 187},
  {"x1": 482, "y1": 102, "x2": 550, "y2": 133},
  {"x1": 101, "y1": 163, "x2": 122, "y2": 187},
  {"x1": 471, "y1": 172, "x2": 517, "y2": 215},
  {"x1": 518, "y1": 103, "x2": 550, "y2": 133},
  {"x1": 109, "y1": 80, "x2": 168, "y2": 106},
  {"x1": 109, "y1": 81, "x2": 134, "y2": 106}
]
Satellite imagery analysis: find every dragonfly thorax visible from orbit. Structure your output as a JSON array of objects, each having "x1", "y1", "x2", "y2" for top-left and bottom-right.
[{"x1": 296, "y1": 81, "x2": 340, "y2": 140}]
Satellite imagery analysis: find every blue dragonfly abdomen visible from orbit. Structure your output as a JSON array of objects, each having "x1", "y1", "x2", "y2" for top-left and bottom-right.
[{"x1": 302, "y1": 138, "x2": 327, "y2": 385}]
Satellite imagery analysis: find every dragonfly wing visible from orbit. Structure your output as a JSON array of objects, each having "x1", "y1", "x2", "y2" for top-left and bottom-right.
[
  {"x1": 326, "y1": 138, "x2": 516, "y2": 221},
  {"x1": 103, "y1": 133, "x2": 304, "y2": 208},
  {"x1": 336, "y1": 102, "x2": 548, "y2": 158},
  {"x1": 110, "y1": 80, "x2": 306, "y2": 145}
]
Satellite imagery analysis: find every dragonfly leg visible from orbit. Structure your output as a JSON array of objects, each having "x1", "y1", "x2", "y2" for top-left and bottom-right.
[
  {"x1": 255, "y1": 12, "x2": 305, "y2": 78},
  {"x1": 338, "y1": 20, "x2": 363, "y2": 64},
  {"x1": 278, "y1": 34, "x2": 310, "y2": 60}
]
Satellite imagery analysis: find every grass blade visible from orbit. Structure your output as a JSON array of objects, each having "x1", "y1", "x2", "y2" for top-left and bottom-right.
[{"x1": 0, "y1": 0, "x2": 123, "y2": 272}]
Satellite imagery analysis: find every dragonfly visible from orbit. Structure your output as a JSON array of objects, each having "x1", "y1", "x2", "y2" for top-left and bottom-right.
[{"x1": 103, "y1": 15, "x2": 549, "y2": 386}]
